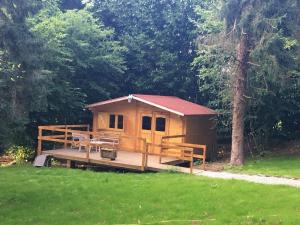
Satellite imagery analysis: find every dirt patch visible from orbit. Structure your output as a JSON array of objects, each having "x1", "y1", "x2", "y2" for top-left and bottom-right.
[{"x1": 195, "y1": 160, "x2": 229, "y2": 172}]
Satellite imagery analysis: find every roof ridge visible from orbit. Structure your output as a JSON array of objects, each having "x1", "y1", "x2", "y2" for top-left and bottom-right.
[
  {"x1": 87, "y1": 94, "x2": 217, "y2": 116},
  {"x1": 132, "y1": 94, "x2": 180, "y2": 98}
]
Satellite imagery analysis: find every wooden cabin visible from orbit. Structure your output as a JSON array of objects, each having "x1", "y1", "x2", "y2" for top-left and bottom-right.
[{"x1": 87, "y1": 94, "x2": 217, "y2": 160}]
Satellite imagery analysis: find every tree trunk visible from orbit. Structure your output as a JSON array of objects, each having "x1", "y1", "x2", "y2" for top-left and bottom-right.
[
  {"x1": 11, "y1": 83, "x2": 17, "y2": 118},
  {"x1": 230, "y1": 31, "x2": 249, "y2": 166}
]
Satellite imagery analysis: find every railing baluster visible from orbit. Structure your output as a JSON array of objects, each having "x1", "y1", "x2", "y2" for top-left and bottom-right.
[
  {"x1": 86, "y1": 140, "x2": 90, "y2": 161},
  {"x1": 64, "y1": 125, "x2": 67, "y2": 149}
]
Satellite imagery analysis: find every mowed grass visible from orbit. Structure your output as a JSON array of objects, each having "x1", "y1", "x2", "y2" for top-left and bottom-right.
[
  {"x1": 227, "y1": 155, "x2": 300, "y2": 179},
  {"x1": 0, "y1": 166, "x2": 299, "y2": 225}
]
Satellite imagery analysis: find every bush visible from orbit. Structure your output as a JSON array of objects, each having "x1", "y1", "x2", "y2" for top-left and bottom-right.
[{"x1": 5, "y1": 145, "x2": 35, "y2": 164}]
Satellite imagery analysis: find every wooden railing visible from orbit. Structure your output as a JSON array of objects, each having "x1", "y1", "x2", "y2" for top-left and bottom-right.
[
  {"x1": 37, "y1": 125, "x2": 149, "y2": 171},
  {"x1": 37, "y1": 125, "x2": 206, "y2": 173},
  {"x1": 161, "y1": 134, "x2": 186, "y2": 140},
  {"x1": 160, "y1": 134, "x2": 206, "y2": 173}
]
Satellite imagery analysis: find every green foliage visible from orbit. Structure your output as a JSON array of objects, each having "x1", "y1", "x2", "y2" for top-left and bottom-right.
[
  {"x1": 4, "y1": 145, "x2": 35, "y2": 163},
  {"x1": 28, "y1": 6, "x2": 127, "y2": 106},
  {"x1": 0, "y1": 0, "x2": 51, "y2": 149},
  {"x1": 1, "y1": 0, "x2": 300, "y2": 153},
  {"x1": 192, "y1": 0, "x2": 233, "y2": 140},
  {"x1": 29, "y1": 8, "x2": 126, "y2": 75},
  {"x1": 193, "y1": 0, "x2": 300, "y2": 146},
  {"x1": 243, "y1": 0, "x2": 300, "y2": 146},
  {"x1": 0, "y1": 1, "x2": 126, "y2": 150},
  {"x1": 91, "y1": 0, "x2": 202, "y2": 99}
]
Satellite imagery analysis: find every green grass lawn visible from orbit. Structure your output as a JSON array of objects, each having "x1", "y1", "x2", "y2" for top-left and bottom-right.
[
  {"x1": 0, "y1": 166, "x2": 299, "y2": 225},
  {"x1": 226, "y1": 155, "x2": 300, "y2": 179}
]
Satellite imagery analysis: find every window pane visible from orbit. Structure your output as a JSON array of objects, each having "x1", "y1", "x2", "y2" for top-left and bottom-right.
[
  {"x1": 142, "y1": 116, "x2": 152, "y2": 130},
  {"x1": 156, "y1": 117, "x2": 166, "y2": 132},
  {"x1": 117, "y1": 115, "x2": 124, "y2": 129},
  {"x1": 109, "y1": 114, "x2": 115, "y2": 128}
]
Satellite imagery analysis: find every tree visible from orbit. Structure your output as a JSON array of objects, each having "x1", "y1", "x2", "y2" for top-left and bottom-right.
[
  {"x1": 224, "y1": 1, "x2": 253, "y2": 165},
  {"x1": 0, "y1": 0, "x2": 50, "y2": 149},
  {"x1": 0, "y1": 1, "x2": 127, "y2": 150},
  {"x1": 27, "y1": 5, "x2": 127, "y2": 139},
  {"x1": 192, "y1": 1, "x2": 232, "y2": 142},
  {"x1": 90, "y1": 0, "x2": 203, "y2": 100},
  {"x1": 29, "y1": 6, "x2": 127, "y2": 103},
  {"x1": 194, "y1": 0, "x2": 300, "y2": 164},
  {"x1": 224, "y1": 0, "x2": 300, "y2": 164}
]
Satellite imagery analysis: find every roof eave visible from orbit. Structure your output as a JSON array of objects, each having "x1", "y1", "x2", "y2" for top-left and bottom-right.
[
  {"x1": 86, "y1": 94, "x2": 216, "y2": 117},
  {"x1": 86, "y1": 96, "x2": 128, "y2": 109},
  {"x1": 132, "y1": 95, "x2": 184, "y2": 116},
  {"x1": 185, "y1": 113, "x2": 218, "y2": 116}
]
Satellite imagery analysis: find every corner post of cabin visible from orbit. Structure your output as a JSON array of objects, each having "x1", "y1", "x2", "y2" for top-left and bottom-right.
[
  {"x1": 37, "y1": 126, "x2": 42, "y2": 155},
  {"x1": 87, "y1": 124, "x2": 90, "y2": 132},
  {"x1": 64, "y1": 125, "x2": 68, "y2": 149}
]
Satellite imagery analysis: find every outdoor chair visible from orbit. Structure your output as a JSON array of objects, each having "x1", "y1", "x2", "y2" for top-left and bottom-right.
[{"x1": 71, "y1": 133, "x2": 90, "y2": 152}]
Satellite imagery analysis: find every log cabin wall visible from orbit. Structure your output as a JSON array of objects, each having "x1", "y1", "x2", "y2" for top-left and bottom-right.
[
  {"x1": 184, "y1": 115, "x2": 217, "y2": 160},
  {"x1": 90, "y1": 99, "x2": 216, "y2": 158},
  {"x1": 90, "y1": 99, "x2": 185, "y2": 153}
]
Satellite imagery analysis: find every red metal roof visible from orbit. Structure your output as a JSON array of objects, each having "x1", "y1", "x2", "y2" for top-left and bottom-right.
[{"x1": 87, "y1": 94, "x2": 217, "y2": 116}]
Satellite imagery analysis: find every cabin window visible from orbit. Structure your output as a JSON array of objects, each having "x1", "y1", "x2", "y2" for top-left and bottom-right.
[
  {"x1": 142, "y1": 116, "x2": 152, "y2": 130},
  {"x1": 156, "y1": 117, "x2": 166, "y2": 132},
  {"x1": 109, "y1": 114, "x2": 124, "y2": 130},
  {"x1": 117, "y1": 115, "x2": 124, "y2": 129},
  {"x1": 109, "y1": 114, "x2": 116, "y2": 128}
]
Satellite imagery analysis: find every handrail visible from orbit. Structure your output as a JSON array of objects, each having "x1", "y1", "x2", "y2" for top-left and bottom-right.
[
  {"x1": 161, "y1": 134, "x2": 186, "y2": 139},
  {"x1": 37, "y1": 125, "x2": 149, "y2": 170},
  {"x1": 39, "y1": 124, "x2": 89, "y2": 129},
  {"x1": 37, "y1": 124, "x2": 206, "y2": 173},
  {"x1": 148, "y1": 141, "x2": 206, "y2": 173},
  {"x1": 162, "y1": 141, "x2": 206, "y2": 150},
  {"x1": 38, "y1": 126, "x2": 146, "y2": 141}
]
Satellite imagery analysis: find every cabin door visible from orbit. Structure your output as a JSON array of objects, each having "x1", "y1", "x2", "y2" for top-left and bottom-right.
[
  {"x1": 139, "y1": 112, "x2": 168, "y2": 154},
  {"x1": 139, "y1": 113, "x2": 154, "y2": 152},
  {"x1": 152, "y1": 113, "x2": 168, "y2": 154}
]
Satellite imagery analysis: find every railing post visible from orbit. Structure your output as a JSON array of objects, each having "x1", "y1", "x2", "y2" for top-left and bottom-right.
[
  {"x1": 141, "y1": 139, "x2": 147, "y2": 171},
  {"x1": 203, "y1": 146, "x2": 206, "y2": 171},
  {"x1": 159, "y1": 138, "x2": 162, "y2": 164},
  {"x1": 64, "y1": 125, "x2": 67, "y2": 149},
  {"x1": 190, "y1": 153, "x2": 193, "y2": 174},
  {"x1": 37, "y1": 127, "x2": 42, "y2": 155},
  {"x1": 86, "y1": 141, "x2": 90, "y2": 161},
  {"x1": 145, "y1": 143, "x2": 149, "y2": 168}
]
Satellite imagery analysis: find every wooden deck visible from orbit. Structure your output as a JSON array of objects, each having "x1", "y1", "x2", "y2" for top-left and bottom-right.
[
  {"x1": 38, "y1": 124, "x2": 207, "y2": 174},
  {"x1": 43, "y1": 148, "x2": 193, "y2": 173}
]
